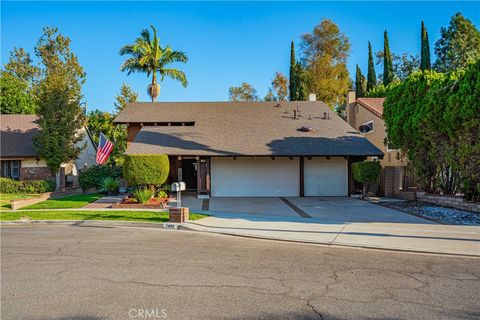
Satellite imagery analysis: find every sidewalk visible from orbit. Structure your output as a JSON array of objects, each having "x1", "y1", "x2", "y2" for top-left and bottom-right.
[{"x1": 184, "y1": 211, "x2": 480, "y2": 256}]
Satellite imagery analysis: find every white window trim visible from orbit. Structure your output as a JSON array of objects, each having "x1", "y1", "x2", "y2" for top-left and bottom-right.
[{"x1": 362, "y1": 120, "x2": 374, "y2": 134}]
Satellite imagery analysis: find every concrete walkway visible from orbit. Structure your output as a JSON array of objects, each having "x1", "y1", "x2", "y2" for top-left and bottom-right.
[{"x1": 184, "y1": 211, "x2": 480, "y2": 256}]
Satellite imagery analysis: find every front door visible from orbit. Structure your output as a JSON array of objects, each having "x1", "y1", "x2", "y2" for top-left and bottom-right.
[{"x1": 181, "y1": 159, "x2": 197, "y2": 190}]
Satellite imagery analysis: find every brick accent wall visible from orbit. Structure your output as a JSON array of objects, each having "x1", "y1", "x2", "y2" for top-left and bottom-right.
[{"x1": 20, "y1": 167, "x2": 54, "y2": 180}]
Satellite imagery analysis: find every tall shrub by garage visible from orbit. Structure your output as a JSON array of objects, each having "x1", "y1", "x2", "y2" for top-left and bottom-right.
[
  {"x1": 352, "y1": 161, "x2": 381, "y2": 196},
  {"x1": 123, "y1": 154, "x2": 169, "y2": 188}
]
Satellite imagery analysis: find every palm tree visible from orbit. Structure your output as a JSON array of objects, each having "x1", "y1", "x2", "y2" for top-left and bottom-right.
[{"x1": 119, "y1": 25, "x2": 188, "y2": 102}]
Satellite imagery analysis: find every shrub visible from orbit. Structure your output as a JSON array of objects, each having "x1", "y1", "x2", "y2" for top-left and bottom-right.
[
  {"x1": 132, "y1": 188, "x2": 155, "y2": 204},
  {"x1": 99, "y1": 177, "x2": 120, "y2": 194},
  {"x1": 79, "y1": 165, "x2": 122, "y2": 191},
  {"x1": 352, "y1": 161, "x2": 381, "y2": 196},
  {"x1": 123, "y1": 155, "x2": 169, "y2": 187},
  {"x1": 157, "y1": 190, "x2": 169, "y2": 198},
  {"x1": 0, "y1": 178, "x2": 55, "y2": 194}
]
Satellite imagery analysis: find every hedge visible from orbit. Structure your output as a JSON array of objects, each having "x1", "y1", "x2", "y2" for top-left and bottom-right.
[
  {"x1": 79, "y1": 165, "x2": 122, "y2": 191},
  {"x1": 0, "y1": 178, "x2": 55, "y2": 194},
  {"x1": 123, "y1": 155, "x2": 169, "y2": 187}
]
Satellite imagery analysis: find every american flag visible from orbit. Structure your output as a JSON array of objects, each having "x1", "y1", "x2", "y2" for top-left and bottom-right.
[{"x1": 96, "y1": 133, "x2": 114, "y2": 165}]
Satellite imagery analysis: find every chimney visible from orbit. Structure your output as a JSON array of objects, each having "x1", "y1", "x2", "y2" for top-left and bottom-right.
[
  {"x1": 308, "y1": 93, "x2": 316, "y2": 101},
  {"x1": 346, "y1": 90, "x2": 356, "y2": 126}
]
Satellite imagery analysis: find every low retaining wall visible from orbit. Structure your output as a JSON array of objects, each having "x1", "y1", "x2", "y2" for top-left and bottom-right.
[
  {"x1": 401, "y1": 191, "x2": 480, "y2": 213},
  {"x1": 10, "y1": 188, "x2": 85, "y2": 210}
]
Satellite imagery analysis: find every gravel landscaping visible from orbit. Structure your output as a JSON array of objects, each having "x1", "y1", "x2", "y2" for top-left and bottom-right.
[{"x1": 380, "y1": 200, "x2": 480, "y2": 225}]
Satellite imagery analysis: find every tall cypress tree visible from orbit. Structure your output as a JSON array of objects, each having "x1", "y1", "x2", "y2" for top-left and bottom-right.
[
  {"x1": 289, "y1": 41, "x2": 297, "y2": 101},
  {"x1": 383, "y1": 30, "x2": 394, "y2": 85},
  {"x1": 355, "y1": 64, "x2": 367, "y2": 98},
  {"x1": 420, "y1": 21, "x2": 431, "y2": 71},
  {"x1": 367, "y1": 41, "x2": 376, "y2": 91}
]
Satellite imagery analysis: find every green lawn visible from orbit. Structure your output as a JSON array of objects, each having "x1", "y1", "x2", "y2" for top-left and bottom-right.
[
  {"x1": 0, "y1": 210, "x2": 208, "y2": 223},
  {"x1": 21, "y1": 193, "x2": 103, "y2": 210},
  {"x1": 0, "y1": 194, "x2": 41, "y2": 210}
]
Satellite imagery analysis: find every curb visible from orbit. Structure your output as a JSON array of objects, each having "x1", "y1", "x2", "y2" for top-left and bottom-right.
[
  {"x1": 1, "y1": 220, "x2": 182, "y2": 230},
  {"x1": 3, "y1": 219, "x2": 479, "y2": 258},
  {"x1": 182, "y1": 223, "x2": 480, "y2": 258}
]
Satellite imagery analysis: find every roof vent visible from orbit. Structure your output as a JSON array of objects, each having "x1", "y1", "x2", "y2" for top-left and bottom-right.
[
  {"x1": 298, "y1": 126, "x2": 314, "y2": 132},
  {"x1": 322, "y1": 112, "x2": 331, "y2": 120}
]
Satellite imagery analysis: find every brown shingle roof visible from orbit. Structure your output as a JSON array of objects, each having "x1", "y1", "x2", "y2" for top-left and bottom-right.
[
  {"x1": 356, "y1": 98, "x2": 385, "y2": 118},
  {"x1": 115, "y1": 101, "x2": 384, "y2": 157},
  {"x1": 0, "y1": 115, "x2": 39, "y2": 158}
]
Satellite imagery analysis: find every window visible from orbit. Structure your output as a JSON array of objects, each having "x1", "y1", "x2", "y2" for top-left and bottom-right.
[
  {"x1": 371, "y1": 157, "x2": 379, "y2": 161},
  {"x1": 1, "y1": 160, "x2": 20, "y2": 180},
  {"x1": 360, "y1": 120, "x2": 374, "y2": 134}
]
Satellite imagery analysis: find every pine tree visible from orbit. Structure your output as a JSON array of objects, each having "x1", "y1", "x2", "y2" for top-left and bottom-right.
[
  {"x1": 114, "y1": 82, "x2": 138, "y2": 114},
  {"x1": 434, "y1": 13, "x2": 480, "y2": 72},
  {"x1": 383, "y1": 30, "x2": 394, "y2": 86},
  {"x1": 420, "y1": 21, "x2": 431, "y2": 71},
  {"x1": 367, "y1": 41, "x2": 376, "y2": 91},
  {"x1": 355, "y1": 64, "x2": 367, "y2": 98},
  {"x1": 289, "y1": 41, "x2": 297, "y2": 101}
]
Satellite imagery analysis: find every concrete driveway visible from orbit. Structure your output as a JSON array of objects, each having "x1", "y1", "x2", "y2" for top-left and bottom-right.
[{"x1": 184, "y1": 195, "x2": 431, "y2": 224}]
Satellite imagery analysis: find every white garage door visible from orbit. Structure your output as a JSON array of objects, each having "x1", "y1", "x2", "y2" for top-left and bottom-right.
[
  {"x1": 304, "y1": 157, "x2": 347, "y2": 196},
  {"x1": 211, "y1": 157, "x2": 299, "y2": 197}
]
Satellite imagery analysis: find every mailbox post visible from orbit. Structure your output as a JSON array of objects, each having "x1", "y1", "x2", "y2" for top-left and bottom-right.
[
  {"x1": 169, "y1": 181, "x2": 188, "y2": 223},
  {"x1": 171, "y1": 182, "x2": 186, "y2": 208}
]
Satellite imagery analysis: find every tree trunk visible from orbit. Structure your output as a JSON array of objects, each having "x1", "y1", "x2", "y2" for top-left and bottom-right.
[{"x1": 55, "y1": 170, "x2": 61, "y2": 192}]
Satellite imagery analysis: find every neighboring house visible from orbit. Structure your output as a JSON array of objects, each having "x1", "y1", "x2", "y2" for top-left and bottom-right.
[
  {"x1": 346, "y1": 91, "x2": 406, "y2": 196},
  {"x1": 114, "y1": 100, "x2": 383, "y2": 198},
  {"x1": 0, "y1": 114, "x2": 97, "y2": 188}
]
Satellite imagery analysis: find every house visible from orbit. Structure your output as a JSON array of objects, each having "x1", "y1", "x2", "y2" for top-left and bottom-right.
[
  {"x1": 346, "y1": 91, "x2": 406, "y2": 196},
  {"x1": 0, "y1": 114, "x2": 97, "y2": 188},
  {"x1": 114, "y1": 99, "x2": 383, "y2": 198}
]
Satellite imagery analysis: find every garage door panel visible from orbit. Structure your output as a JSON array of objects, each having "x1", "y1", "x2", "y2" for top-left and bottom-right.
[
  {"x1": 211, "y1": 157, "x2": 299, "y2": 197},
  {"x1": 304, "y1": 157, "x2": 347, "y2": 196}
]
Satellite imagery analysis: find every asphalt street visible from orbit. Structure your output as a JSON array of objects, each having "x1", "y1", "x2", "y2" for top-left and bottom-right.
[{"x1": 1, "y1": 225, "x2": 479, "y2": 320}]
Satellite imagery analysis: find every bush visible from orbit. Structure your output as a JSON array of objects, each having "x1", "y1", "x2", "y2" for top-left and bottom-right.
[
  {"x1": 352, "y1": 161, "x2": 381, "y2": 196},
  {"x1": 99, "y1": 177, "x2": 120, "y2": 194},
  {"x1": 0, "y1": 178, "x2": 55, "y2": 194},
  {"x1": 132, "y1": 188, "x2": 155, "y2": 204},
  {"x1": 123, "y1": 155, "x2": 169, "y2": 187},
  {"x1": 79, "y1": 165, "x2": 122, "y2": 191},
  {"x1": 156, "y1": 190, "x2": 169, "y2": 198}
]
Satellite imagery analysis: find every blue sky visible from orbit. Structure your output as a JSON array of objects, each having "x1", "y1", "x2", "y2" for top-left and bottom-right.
[{"x1": 2, "y1": 1, "x2": 479, "y2": 113}]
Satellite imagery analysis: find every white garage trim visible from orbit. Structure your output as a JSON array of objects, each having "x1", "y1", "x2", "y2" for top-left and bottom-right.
[
  {"x1": 304, "y1": 157, "x2": 348, "y2": 196},
  {"x1": 211, "y1": 157, "x2": 300, "y2": 197}
]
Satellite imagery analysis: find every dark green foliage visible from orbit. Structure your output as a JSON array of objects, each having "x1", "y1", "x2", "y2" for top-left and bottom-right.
[
  {"x1": 420, "y1": 21, "x2": 431, "y2": 71},
  {"x1": 123, "y1": 155, "x2": 169, "y2": 187},
  {"x1": 289, "y1": 41, "x2": 297, "y2": 101},
  {"x1": 355, "y1": 65, "x2": 367, "y2": 98},
  {"x1": 87, "y1": 110, "x2": 127, "y2": 165},
  {"x1": 0, "y1": 73, "x2": 37, "y2": 114},
  {"x1": 352, "y1": 161, "x2": 381, "y2": 196},
  {"x1": 383, "y1": 31, "x2": 394, "y2": 86},
  {"x1": 78, "y1": 165, "x2": 122, "y2": 191},
  {"x1": 0, "y1": 177, "x2": 55, "y2": 194},
  {"x1": 367, "y1": 42, "x2": 376, "y2": 92},
  {"x1": 99, "y1": 177, "x2": 120, "y2": 194},
  {"x1": 434, "y1": 13, "x2": 480, "y2": 72},
  {"x1": 384, "y1": 61, "x2": 480, "y2": 201}
]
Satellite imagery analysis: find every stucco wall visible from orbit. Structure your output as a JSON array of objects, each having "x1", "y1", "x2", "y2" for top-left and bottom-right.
[{"x1": 349, "y1": 104, "x2": 405, "y2": 167}]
